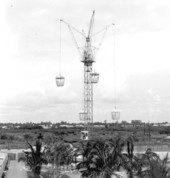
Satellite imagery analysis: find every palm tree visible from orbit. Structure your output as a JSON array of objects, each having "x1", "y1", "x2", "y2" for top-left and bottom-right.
[
  {"x1": 76, "y1": 138, "x2": 127, "y2": 178},
  {"x1": 148, "y1": 153, "x2": 170, "y2": 178},
  {"x1": 47, "y1": 141, "x2": 74, "y2": 177},
  {"x1": 137, "y1": 149, "x2": 170, "y2": 178},
  {"x1": 19, "y1": 138, "x2": 47, "y2": 178},
  {"x1": 121, "y1": 137, "x2": 143, "y2": 178}
]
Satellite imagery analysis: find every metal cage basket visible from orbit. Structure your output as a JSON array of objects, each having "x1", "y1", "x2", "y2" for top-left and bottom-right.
[
  {"x1": 56, "y1": 75, "x2": 65, "y2": 87},
  {"x1": 91, "y1": 72, "x2": 99, "y2": 84},
  {"x1": 79, "y1": 112, "x2": 88, "y2": 121},
  {"x1": 111, "y1": 109, "x2": 120, "y2": 120}
]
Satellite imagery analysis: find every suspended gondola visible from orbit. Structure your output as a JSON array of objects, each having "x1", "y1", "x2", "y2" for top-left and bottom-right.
[
  {"x1": 56, "y1": 75, "x2": 65, "y2": 87},
  {"x1": 111, "y1": 108, "x2": 120, "y2": 120},
  {"x1": 91, "y1": 71, "x2": 99, "y2": 84},
  {"x1": 79, "y1": 111, "x2": 87, "y2": 121}
]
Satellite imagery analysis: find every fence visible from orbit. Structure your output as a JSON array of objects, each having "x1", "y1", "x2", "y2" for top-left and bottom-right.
[{"x1": 134, "y1": 143, "x2": 170, "y2": 152}]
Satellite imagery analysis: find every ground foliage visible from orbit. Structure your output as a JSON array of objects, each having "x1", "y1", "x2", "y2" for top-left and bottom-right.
[{"x1": 76, "y1": 137, "x2": 170, "y2": 178}]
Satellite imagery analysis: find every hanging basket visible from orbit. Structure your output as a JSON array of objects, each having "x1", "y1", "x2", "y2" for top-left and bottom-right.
[
  {"x1": 56, "y1": 75, "x2": 65, "y2": 87},
  {"x1": 79, "y1": 112, "x2": 87, "y2": 121},
  {"x1": 91, "y1": 72, "x2": 99, "y2": 84},
  {"x1": 111, "y1": 109, "x2": 120, "y2": 120}
]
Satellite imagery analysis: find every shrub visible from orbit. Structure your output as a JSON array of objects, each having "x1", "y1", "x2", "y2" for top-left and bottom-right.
[
  {"x1": 8, "y1": 135, "x2": 15, "y2": 140},
  {"x1": 1, "y1": 134, "x2": 8, "y2": 140},
  {"x1": 24, "y1": 134, "x2": 33, "y2": 141}
]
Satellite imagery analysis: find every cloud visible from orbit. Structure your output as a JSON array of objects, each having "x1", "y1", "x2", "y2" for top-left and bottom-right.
[
  {"x1": 1, "y1": 64, "x2": 170, "y2": 124},
  {"x1": 90, "y1": 70, "x2": 170, "y2": 122},
  {"x1": 118, "y1": 71, "x2": 170, "y2": 122},
  {"x1": 0, "y1": 84, "x2": 82, "y2": 123}
]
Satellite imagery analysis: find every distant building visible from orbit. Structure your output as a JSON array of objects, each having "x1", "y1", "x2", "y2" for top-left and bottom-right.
[
  {"x1": 60, "y1": 125, "x2": 74, "y2": 128},
  {"x1": 76, "y1": 124, "x2": 84, "y2": 128},
  {"x1": 1, "y1": 126, "x2": 8, "y2": 129},
  {"x1": 39, "y1": 124, "x2": 52, "y2": 129},
  {"x1": 93, "y1": 125, "x2": 105, "y2": 128}
]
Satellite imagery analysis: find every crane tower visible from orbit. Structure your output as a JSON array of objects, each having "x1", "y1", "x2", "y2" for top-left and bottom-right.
[
  {"x1": 82, "y1": 28, "x2": 95, "y2": 135},
  {"x1": 59, "y1": 11, "x2": 114, "y2": 138}
]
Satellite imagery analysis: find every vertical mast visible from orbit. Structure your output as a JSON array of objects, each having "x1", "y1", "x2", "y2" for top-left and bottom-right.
[
  {"x1": 82, "y1": 36, "x2": 94, "y2": 136},
  {"x1": 81, "y1": 11, "x2": 95, "y2": 137}
]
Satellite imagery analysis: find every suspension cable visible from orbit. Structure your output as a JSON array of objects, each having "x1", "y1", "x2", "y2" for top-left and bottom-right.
[
  {"x1": 59, "y1": 20, "x2": 62, "y2": 76},
  {"x1": 113, "y1": 24, "x2": 117, "y2": 109}
]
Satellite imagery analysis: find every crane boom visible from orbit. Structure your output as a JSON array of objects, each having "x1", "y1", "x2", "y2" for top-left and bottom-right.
[
  {"x1": 88, "y1": 10, "x2": 95, "y2": 38},
  {"x1": 92, "y1": 23, "x2": 114, "y2": 37},
  {"x1": 60, "y1": 19, "x2": 86, "y2": 38}
]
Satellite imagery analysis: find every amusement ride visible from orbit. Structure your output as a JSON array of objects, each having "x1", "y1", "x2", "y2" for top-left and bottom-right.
[{"x1": 55, "y1": 11, "x2": 120, "y2": 140}]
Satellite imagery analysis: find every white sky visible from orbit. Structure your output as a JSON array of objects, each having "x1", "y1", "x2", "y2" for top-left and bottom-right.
[{"x1": 1, "y1": 0, "x2": 170, "y2": 123}]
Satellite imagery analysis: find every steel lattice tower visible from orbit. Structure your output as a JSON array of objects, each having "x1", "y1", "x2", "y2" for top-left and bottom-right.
[{"x1": 82, "y1": 37, "x2": 95, "y2": 134}]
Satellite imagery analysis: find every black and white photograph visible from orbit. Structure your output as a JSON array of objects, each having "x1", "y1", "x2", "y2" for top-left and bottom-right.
[{"x1": 1, "y1": 0, "x2": 170, "y2": 177}]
